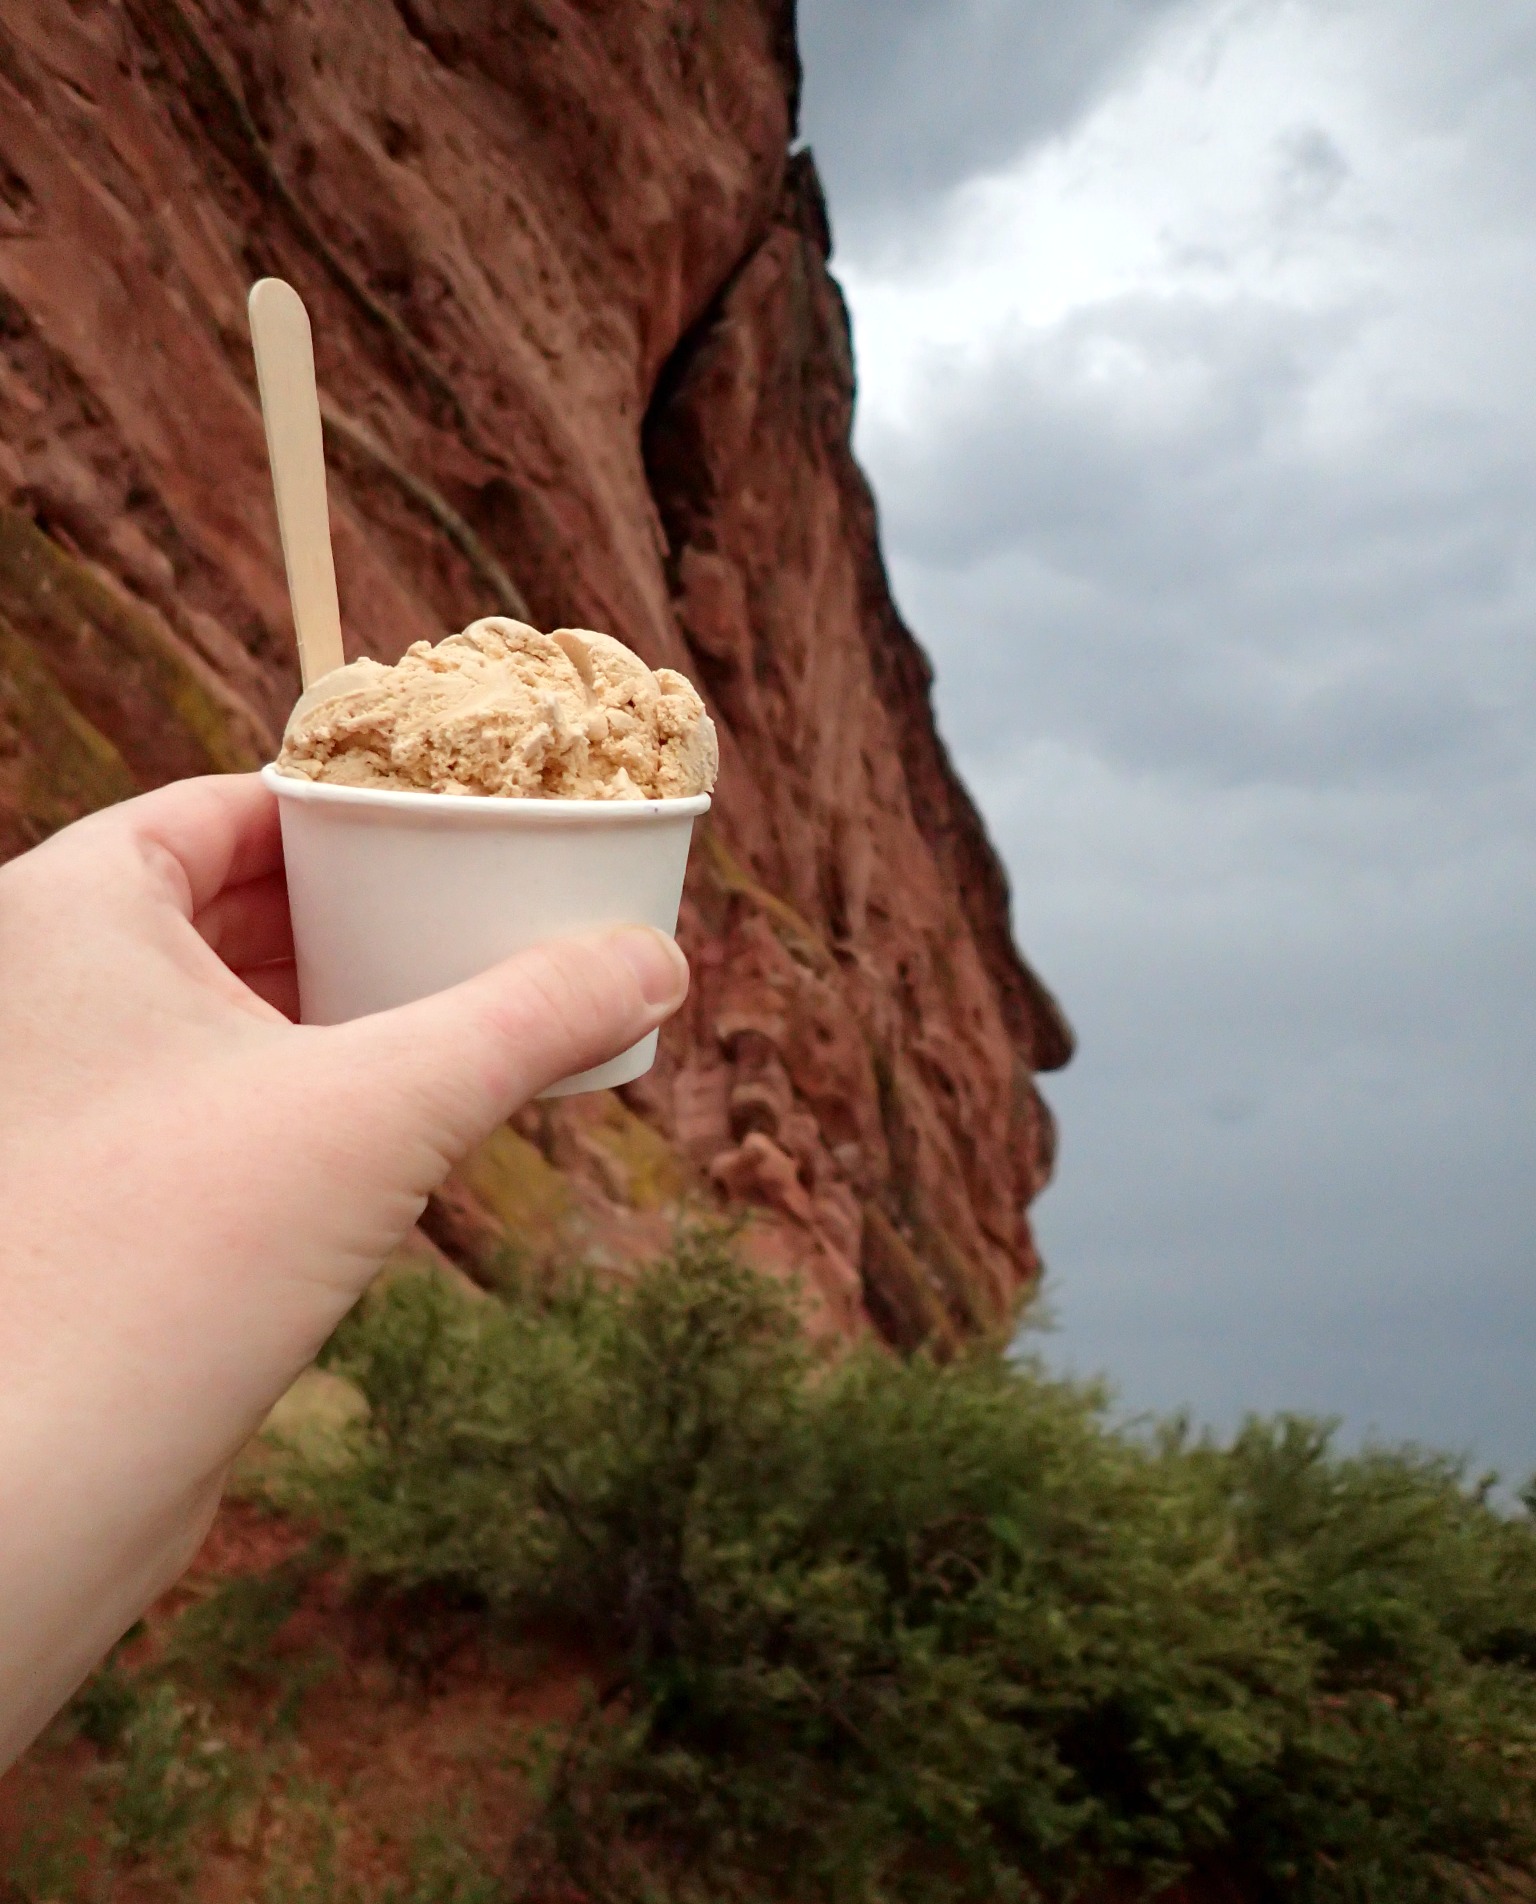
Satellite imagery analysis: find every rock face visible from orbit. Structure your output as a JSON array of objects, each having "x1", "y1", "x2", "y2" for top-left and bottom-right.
[{"x1": 0, "y1": 0, "x2": 1071, "y2": 1345}]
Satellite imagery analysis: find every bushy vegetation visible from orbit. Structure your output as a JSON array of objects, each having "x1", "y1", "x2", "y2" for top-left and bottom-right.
[
  {"x1": 13, "y1": 1654, "x2": 498, "y2": 1904},
  {"x1": 39, "y1": 1640, "x2": 248, "y2": 1879},
  {"x1": 272, "y1": 1229, "x2": 1536, "y2": 1903}
]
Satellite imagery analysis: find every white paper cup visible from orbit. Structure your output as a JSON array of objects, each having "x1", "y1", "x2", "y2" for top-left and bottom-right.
[{"x1": 261, "y1": 764, "x2": 709, "y2": 1097}]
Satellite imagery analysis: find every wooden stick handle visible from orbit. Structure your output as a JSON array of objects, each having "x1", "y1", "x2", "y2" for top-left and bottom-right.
[{"x1": 248, "y1": 278, "x2": 345, "y2": 689}]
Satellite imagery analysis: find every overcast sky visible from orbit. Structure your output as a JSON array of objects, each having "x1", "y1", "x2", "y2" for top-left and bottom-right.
[{"x1": 799, "y1": 0, "x2": 1536, "y2": 1481}]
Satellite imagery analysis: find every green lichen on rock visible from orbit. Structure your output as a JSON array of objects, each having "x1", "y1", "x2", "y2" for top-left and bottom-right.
[
  {"x1": 858, "y1": 1199, "x2": 959, "y2": 1355},
  {"x1": 0, "y1": 505, "x2": 263, "y2": 791},
  {"x1": 456, "y1": 1125, "x2": 577, "y2": 1268},
  {"x1": 700, "y1": 826, "x2": 835, "y2": 974},
  {"x1": 0, "y1": 614, "x2": 136, "y2": 848},
  {"x1": 581, "y1": 1093, "x2": 695, "y2": 1212}
]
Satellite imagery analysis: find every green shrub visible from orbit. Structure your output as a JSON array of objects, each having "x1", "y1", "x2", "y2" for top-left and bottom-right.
[
  {"x1": 165, "y1": 1550, "x2": 322, "y2": 1692},
  {"x1": 282, "y1": 1231, "x2": 1536, "y2": 1902},
  {"x1": 258, "y1": 1777, "x2": 346, "y2": 1904},
  {"x1": 386, "y1": 1804, "x2": 503, "y2": 1904},
  {"x1": 106, "y1": 1679, "x2": 241, "y2": 1862},
  {"x1": 254, "y1": 1786, "x2": 501, "y2": 1904},
  {"x1": 162, "y1": 1543, "x2": 338, "y2": 1734},
  {"x1": 66, "y1": 1629, "x2": 144, "y2": 1751},
  {"x1": 3, "y1": 1800, "x2": 89, "y2": 1903}
]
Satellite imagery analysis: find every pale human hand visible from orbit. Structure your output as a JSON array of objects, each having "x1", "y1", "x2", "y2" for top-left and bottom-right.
[{"x1": 0, "y1": 772, "x2": 688, "y2": 1766}]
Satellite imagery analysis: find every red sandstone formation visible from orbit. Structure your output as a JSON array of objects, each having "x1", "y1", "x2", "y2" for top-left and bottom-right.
[{"x1": 0, "y1": 0, "x2": 1071, "y2": 1345}]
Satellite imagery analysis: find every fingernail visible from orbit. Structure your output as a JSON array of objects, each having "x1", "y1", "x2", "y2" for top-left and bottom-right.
[{"x1": 614, "y1": 926, "x2": 690, "y2": 1011}]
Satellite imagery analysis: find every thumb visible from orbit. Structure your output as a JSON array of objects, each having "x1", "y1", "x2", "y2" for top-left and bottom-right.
[{"x1": 313, "y1": 925, "x2": 689, "y2": 1168}]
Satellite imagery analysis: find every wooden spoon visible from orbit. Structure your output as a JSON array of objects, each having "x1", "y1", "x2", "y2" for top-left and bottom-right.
[{"x1": 248, "y1": 277, "x2": 345, "y2": 690}]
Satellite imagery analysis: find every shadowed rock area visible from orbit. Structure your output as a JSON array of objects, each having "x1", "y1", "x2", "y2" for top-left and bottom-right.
[{"x1": 0, "y1": 0, "x2": 1070, "y2": 1346}]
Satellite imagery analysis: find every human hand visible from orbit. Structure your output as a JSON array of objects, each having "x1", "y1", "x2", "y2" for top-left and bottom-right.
[{"x1": 0, "y1": 772, "x2": 688, "y2": 1765}]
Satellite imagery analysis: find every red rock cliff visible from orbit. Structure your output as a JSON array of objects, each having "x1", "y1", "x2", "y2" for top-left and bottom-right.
[{"x1": 0, "y1": 0, "x2": 1071, "y2": 1345}]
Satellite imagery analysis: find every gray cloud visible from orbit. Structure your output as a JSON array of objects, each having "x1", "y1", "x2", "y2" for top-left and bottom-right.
[
  {"x1": 797, "y1": 0, "x2": 1194, "y2": 241},
  {"x1": 869, "y1": 296, "x2": 1535, "y2": 796},
  {"x1": 818, "y1": 0, "x2": 1536, "y2": 1473},
  {"x1": 1362, "y1": 0, "x2": 1536, "y2": 144},
  {"x1": 1020, "y1": 849, "x2": 1536, "y2": 1474}
]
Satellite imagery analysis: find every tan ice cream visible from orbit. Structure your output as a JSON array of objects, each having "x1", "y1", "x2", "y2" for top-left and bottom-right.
[{"x1": 275, "y1": 616, "x2": 718, "y2": 800}]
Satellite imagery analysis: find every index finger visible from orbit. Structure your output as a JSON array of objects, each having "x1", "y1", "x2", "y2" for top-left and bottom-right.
[{"x1": 81, "y1": 773, "x2": 283, "y2": 918}]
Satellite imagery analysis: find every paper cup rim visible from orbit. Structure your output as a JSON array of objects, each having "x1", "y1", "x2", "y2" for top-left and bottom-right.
[{"x1": 260, "y1": 761, "x2": 711, "y2": 822}]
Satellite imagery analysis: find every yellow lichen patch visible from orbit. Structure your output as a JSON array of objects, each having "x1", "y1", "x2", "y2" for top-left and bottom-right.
[
  {"x1": 859, "y1": 1201, "x2": 960, "y2": 1357},
  {"x1": 0, "y1": 614, "x2": 137, "y2": 849},
  {"x1": 579, "y1": 1092, "x2": 695, "y2": 1211},
  {"x1": 916, "y1": 1215, "x2": 1009, "y2": 1340},
  {"x1": 455, "y1": 1124, "x2": 577, "y2": 1266},
  {"x1": 700, "y1": 826, "x2": 835, "y2": 975},
  {"x1": 0, "y1": 505, "x2": 266, "y2": 778}
]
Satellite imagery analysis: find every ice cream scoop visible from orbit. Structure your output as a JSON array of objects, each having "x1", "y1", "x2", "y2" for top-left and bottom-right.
[
  {"x1": 266, "y1": 619, "x2": 715, "y2": 1093},
  {"x1": 276, "y1": 617, "x2": 718, "y2": 802}
]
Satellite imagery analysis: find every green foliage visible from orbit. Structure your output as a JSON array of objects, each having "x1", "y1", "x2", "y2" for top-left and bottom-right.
[
  {"x1": 164, "y1": 1544, "x2": 337, "y2": 1731},
  {"x1": 106, "y1": 1679, "x2": 241, "y2": 1862},
  {"x1": 384, "y1": 1805, "x2": 503, "y2": 1904},
  {"x1": 167, "y1": 1561, "x2": 307, "y2": 1689},
  {"x1": 3, "y1": 1800, "x2": 89, "y2": 1903},
  {"x1": 45, "y1": 1544, "x2": 335, "y2": 1887},
  {"x1": 256, "y1": 1787, "x2": 502, "y2": 1904},
  {"x1": 66, "y1": 1628, "x2": 144, "y2": 1751},
  {"x1": 258, "y1": 1778, "x2": 346, "y2": 1904},
  {"x1": 45, "y1": 1631, "x2": 254, "y2": 1886},
  {"x1": 279, "y1": 1230, "x2": 1536, "y2": 1901}
]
